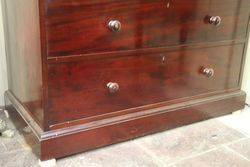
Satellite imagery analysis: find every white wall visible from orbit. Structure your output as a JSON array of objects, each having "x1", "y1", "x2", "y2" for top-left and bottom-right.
[
  {"x1": 243, "y1": 41, "x2": 250, "y2": 104},
  {"x1": 0, "y1": 0, "x2": 7, "y2": 106}
]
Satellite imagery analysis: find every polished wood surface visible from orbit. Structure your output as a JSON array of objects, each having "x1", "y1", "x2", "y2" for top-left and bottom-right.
[
  {"x1": 45, "y1": 0, "x2": 250, "y2": 57},
  {"x1": 47, "y1": 44, "x2": 244, "y2": 125},
  {"x1": 3, "y1": 0, "x2": 44, "y2": 128},
  {"x1": 40, "y1": 91, "x2": 246, "y2": 160},
  {"x1": 3, "y1": 0, "x2": 249, "y2": 161}
]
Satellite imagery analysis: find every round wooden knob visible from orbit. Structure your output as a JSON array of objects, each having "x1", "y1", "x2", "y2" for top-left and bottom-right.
[
  {"x1": 107, "y1": 82, "x2": 119, "y2": 93},
  {"x1": 209, "y1": 16, "x2": 222, "y2": 26},
  {"x1": 108, "y1": 20, "x2": 121, "y2": 32},
  {"x1": 202, "y1": 68, "x2": 215, "y2": 78}
]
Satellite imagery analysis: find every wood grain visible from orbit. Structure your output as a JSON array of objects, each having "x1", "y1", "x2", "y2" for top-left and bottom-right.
[
  {"x1": 40, "y1": 91, "x2": 246, "y2": 160},
  {"x1": 47, "y1": 44, "x2": 244, "y2": 125},
  {"x1": 3, "y1": 0, "x2": 249, "y2": 161},
  {"x1": 44, "y1": 0, "x2": 250, "y2": 57}
]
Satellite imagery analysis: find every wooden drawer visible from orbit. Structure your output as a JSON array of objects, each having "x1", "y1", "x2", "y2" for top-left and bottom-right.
[
  {"x1": 45, "y1": 0, "x2": 249, "y2": 57},
  {"x1": 47, "y1": 44, "x2": 244, "y2": 125},
  {"x1": 207, "y1": 0, "x2": 250, "y2": 41}
]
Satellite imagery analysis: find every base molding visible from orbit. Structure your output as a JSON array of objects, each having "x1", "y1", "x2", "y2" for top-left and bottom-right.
[
  {"x1": 4, "y1": 91, "x2": 43, "y2": 139},
  {"x1": 5, "y1": 90, "x2": 246, "y2": 161}
]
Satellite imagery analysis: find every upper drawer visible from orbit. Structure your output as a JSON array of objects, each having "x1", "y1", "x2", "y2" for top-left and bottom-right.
[
  {"x1": 45, "y1": 0, "x2": 250, "y2": 57},
  {"x1": 207, "y1": 0, "x2": 250, "y2": 41}
]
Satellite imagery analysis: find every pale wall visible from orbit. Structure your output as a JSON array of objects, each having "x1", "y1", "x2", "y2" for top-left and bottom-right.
[
  {"x1": 243, "y1": 40, "x2": 250, "y2": 104},
  {"x1": 0, "y1": 0, "x2": 7, "y2": 106}
]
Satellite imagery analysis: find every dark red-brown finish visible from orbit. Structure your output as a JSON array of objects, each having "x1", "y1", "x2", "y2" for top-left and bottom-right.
[
  {"x1": 47, "y1": 44, "x2": 244, "y2": 125},
  {"x1": 3, "y1": 0, "x2": 250, "y2": 161},
  {"x1": 41, "y1": 91, "x2": 246, "y2": 160},
  {"x1": 45, "y1": 0, "x2": 250, "y2": 57}
]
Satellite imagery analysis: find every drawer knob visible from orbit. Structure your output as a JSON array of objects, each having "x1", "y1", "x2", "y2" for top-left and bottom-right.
[
  {"x1": 108, "y1": 20, "x2": 121, "y2": 32},
  {"x1": 107, "y1": 82, "x2": 119, "y2": 93},
  {"x1": 209, "y1": 16, "x2": 222, "y2": 26},
  {"x1": 202, "y1": 68, "x2": 215, "y2": 78}
]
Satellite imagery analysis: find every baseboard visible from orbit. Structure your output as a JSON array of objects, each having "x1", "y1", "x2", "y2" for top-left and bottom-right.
[
  {"x1": 39, "y1": 90, "x2": 246, "y2": 160},
  {"x1": 5, "y1": 90, "x2": 246, "y2": 160},
  {"x1": 4, "y1": 91, "x2": 43, "y2": 139}
]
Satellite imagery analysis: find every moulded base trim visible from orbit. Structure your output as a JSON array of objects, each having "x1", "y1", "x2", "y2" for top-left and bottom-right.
[{"x1": 5, "y1": 90, "x2": 246, "y2": 161}]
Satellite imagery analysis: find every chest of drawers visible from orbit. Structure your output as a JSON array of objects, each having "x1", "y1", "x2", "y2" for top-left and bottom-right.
[{"x1": 3, "y1": 0, "x2": 250, "y2": 160}]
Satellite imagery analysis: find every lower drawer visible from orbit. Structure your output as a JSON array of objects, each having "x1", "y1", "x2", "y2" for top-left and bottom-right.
[{"x1": 47, "y1": 44, "x2": 244, "y2": 125}]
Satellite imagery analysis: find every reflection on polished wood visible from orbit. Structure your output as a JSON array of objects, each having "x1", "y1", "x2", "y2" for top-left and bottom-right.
[
  {"x1": 45, "y1": 0, "x2": 249, "y2": 57},
  {"x1": 3, "y1": 0, "x2": 250, "y2": 161},
  {"x1": 47, "y1": 44, "x2": 244, "y2": 125}
]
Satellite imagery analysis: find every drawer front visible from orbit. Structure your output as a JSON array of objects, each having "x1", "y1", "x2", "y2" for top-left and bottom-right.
[
  {"x1": 207, "y1": 0, "x2": 250, "y2": 41},
  {"x1": 45, "y1": 0, "x2": 249, "y2": 57},
  {"x1": 47, "y1": 44, "x2": 244, "y2": 125}
]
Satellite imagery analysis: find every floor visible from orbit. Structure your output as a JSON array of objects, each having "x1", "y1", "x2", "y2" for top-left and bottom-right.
[{"x1": 0, "y1": 106, "x2": 250, "y2": 167}]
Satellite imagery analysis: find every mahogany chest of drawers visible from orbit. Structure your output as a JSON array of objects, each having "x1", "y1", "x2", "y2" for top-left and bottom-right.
[{"x1": 3, "y1": 0, "x2": 250, "y2": 160}]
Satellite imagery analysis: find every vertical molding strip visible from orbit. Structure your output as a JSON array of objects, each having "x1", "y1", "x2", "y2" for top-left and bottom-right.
[{"x1": 0, "y1": 0, "x2": 8, "y2": 106}]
